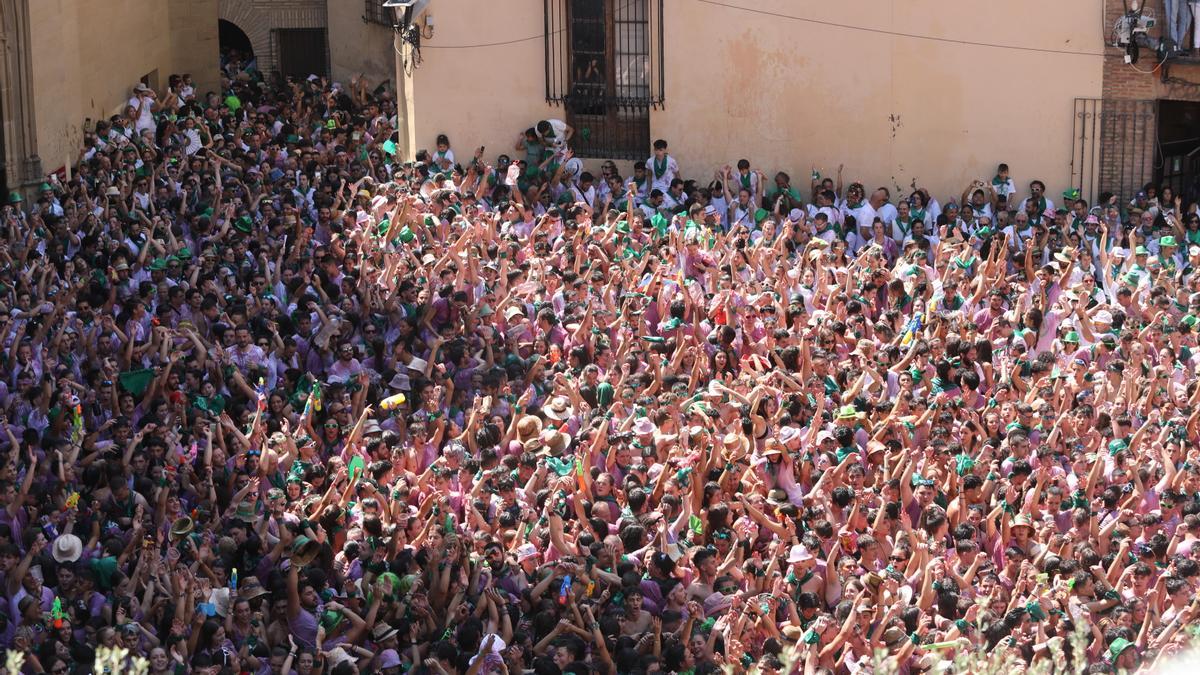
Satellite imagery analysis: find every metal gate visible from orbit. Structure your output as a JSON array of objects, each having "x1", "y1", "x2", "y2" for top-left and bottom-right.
[
  {"x1": 276, "y1": 28, "x2": 329, "y2": 80},
  {"x1": 1071, "y1": 98, "x2": 1156, "y2": 203},
  {"x1": 545, "y1": 0, "x2": 665, "y2": 160}
]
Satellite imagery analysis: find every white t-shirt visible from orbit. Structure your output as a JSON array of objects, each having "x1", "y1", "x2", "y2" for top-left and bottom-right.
[
  {"x1": 128, "y1": 95, "x2": 155, "y2": 134},
  {"x1": 647, "y1": 154, "x2": 679, "y2": 192},
  {"x1": 877, "y1": 202, "x2": 898, "y2": 225},
  {"x1": 539, "y1": 119, "x2": 569, "y2": 154}
]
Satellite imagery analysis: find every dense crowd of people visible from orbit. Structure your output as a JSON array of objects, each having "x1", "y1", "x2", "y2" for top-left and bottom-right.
[{"x1": 3, "y1": 52, "x2": 1200, "y2": 675}]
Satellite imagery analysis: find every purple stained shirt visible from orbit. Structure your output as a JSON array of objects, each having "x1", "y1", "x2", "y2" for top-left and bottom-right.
[{"x1": 288, "y1": 605, "x2": 321, "y2": 649}]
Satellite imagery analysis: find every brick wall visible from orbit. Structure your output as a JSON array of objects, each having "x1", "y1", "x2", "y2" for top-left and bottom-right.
[{"x1": 218, "y1": 0, "x2": 327, "y2": 75}]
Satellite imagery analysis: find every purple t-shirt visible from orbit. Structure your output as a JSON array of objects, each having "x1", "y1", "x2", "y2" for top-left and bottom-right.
[{"x1": 288, "y1": 605, "x2": 321, "y2": 648}]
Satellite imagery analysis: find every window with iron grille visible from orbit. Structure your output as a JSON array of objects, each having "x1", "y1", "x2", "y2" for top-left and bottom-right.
[
  {"x1": 364, "y1": 0, "x2": 392, "y2": 26},
  {"x1": 545, "y1": 0, "x2": 664, "y2": 160}
]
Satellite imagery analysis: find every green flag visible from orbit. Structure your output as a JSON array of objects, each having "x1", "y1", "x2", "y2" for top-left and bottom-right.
[{"x1": 118, "y1": 369, "x2": 155, "y2": 397}]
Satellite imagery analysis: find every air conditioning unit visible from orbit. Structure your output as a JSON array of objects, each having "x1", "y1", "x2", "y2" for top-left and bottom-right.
[{"x1": 383, "y1": 0, "x2": 430, "y2": 28}]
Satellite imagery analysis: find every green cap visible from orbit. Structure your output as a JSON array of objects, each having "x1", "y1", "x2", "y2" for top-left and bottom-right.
[
  {"x1": 1161, "y1": 235, "x2": 1178, "y2": 248},
  {"x1": 148, "y1": 258, "x2": 167, "y2": 271},
  {"x1": 1135, "y1": 245, "x2": 1149, "y2": 256},
  {"x1": 1107, "y1": 438, "x2": 1130, "y2": 455},
  {"x1": 1108, "y1": 637, "x2": 1134, "y2": 661},
  {"x1": 1063, "y1": 331, "x2": 1080, "y2": 344},
  {"x1": 175, "y1": 247, "x2": 192, "y2": 260},
  {"x1": 39, "y1": 182, "x2": 51, "y2": 192},
  {"x1": 1062, "y1": 188, "x2": 1081, "y2": 200},
  {"x1": 8, "y1": 192, "x2": 22, "y2": 204}
]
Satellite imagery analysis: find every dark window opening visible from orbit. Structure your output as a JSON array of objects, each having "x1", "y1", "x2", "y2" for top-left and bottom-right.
[
  {"x1": 277, "y1": 28, "x2": 329, "y2": 80},
  {"x1": 1157, "y1": 100, "x2": 1200, "y2": 203},
  {"x1": 546, "y1": 0, "x2": 663, "y2": 159}
]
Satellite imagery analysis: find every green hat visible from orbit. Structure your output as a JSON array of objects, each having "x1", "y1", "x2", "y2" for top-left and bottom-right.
[
  {"x1": 233, "y1": 500, "x2": 257, "y2": 522},
  {"x1": 1123, "y1": 272, "x2": 1140, "y2": 286},
  {"x1": 232, "y1": 216, "x2": 253, "y2": 234},
  {"x1": 286, "y1": 134, "x2": 300, "y2": 144},
  {"x1": 753, "y1": 208, "x2": 769, "y2": 224},
  {"x1": 1161, "y1": 235, "x2": 1178, "y2": 248},
  {"x1": 1062, "y1": 188, "x2": 1081, "y2": 201},
  {"x1": 1135, "y1": 245, "x2": 1149, "y2": 256},
  {"x1": 1182, "y1": 315, "x2": 1198, "y2": 328},
  {"x1": 326, "y1": 119, "x2": 337, "y2": 130},
  {"x1": 616, "y1": 221, "x2": 630, "y2": 234},
  {"x1": 1107, "y1": 438, "x2": 1130, "y2": 455},
  {"x1": 975, "y1": 227, "x2": 992, "y2": 238},
  {"x1": 396, "y1": 226, "x2": 415, "y2": 244},
  {"x1": 1063, "y1": 331, "x2": 1080, "y2": 344},
  {"x1": 7, "y1": 191, "x2": 22, "y2": 204},
  {"x1": 596, "y1": 382, "x2": 614, "y2": 407},
  {"x1": 175, "y1": 247, "x2": 192, "y2": 260},
  {"x1": 148, "y1": 258, "x2": 167, "y2": 271},
  {"x1": 1107, "y1": 637, "x2": 1134, "y2": 661},
  {"x1": 1055, "y1": 207, "x2": 1069, "y2": 216},
  {"x1": 320, "y1": 609, "x2": 344, "y2": 630},
  {"x1": 836, "y1": 405, "x2": 859, "y2": 420},
  {"x1": 39, "y1": 182, "x2": 52, "y2": 192}
]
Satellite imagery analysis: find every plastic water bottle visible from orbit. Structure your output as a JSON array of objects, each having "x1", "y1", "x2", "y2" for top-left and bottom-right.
[
  {"x1": 380, "y1": 393, "x2": 407, "y2": 410},
  {"x1": 558, "y1": 575, "x2": 572, "y2": 605}
]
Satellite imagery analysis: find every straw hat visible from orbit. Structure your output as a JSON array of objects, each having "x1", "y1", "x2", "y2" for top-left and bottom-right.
[
  {"x1": 543, "y1": 396, "x2": 573, "y2": 421},
  {"x1": 515, "y1": 415, "x2": 543, "y2": 443},
  {"x1": 169, "y1": 516, "x2": 194, "y2": 542},
  {"x1": 51, "y1": 534, "x2": 83, "y2": 563}
]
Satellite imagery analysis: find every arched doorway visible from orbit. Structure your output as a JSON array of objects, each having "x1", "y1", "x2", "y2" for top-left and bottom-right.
[{"x1": 219, "y1": 19, "x2": 254, "y2": 68}]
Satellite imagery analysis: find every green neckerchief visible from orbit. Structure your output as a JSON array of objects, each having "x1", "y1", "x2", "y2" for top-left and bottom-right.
[
  {"x1": 739, "y1": 172, "x2": 751, "y2": 190},
  {"x1": 895, "y1": 218, "x2": 912, "y2": 236},
  {"x1": 823, "y1": 375, "x2": 839, "y2": 396},
  {"x1": 653, "y1": 155, "x2": 668, "y2": 179},
  {"x1": 991, "y1": 175, "x2": 1009, "y2": 194}
]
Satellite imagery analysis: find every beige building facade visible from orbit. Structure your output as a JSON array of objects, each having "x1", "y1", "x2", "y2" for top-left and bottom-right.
[
  {"x1": 1, "y1": 0, "x2": 1127, "y2": 207},
  {"x1": 330, "y1": 0, "x2": 1106, "y2": 204},
  {"x1": 1, "y1": 0, "x2": 330, "y2": 199}
]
